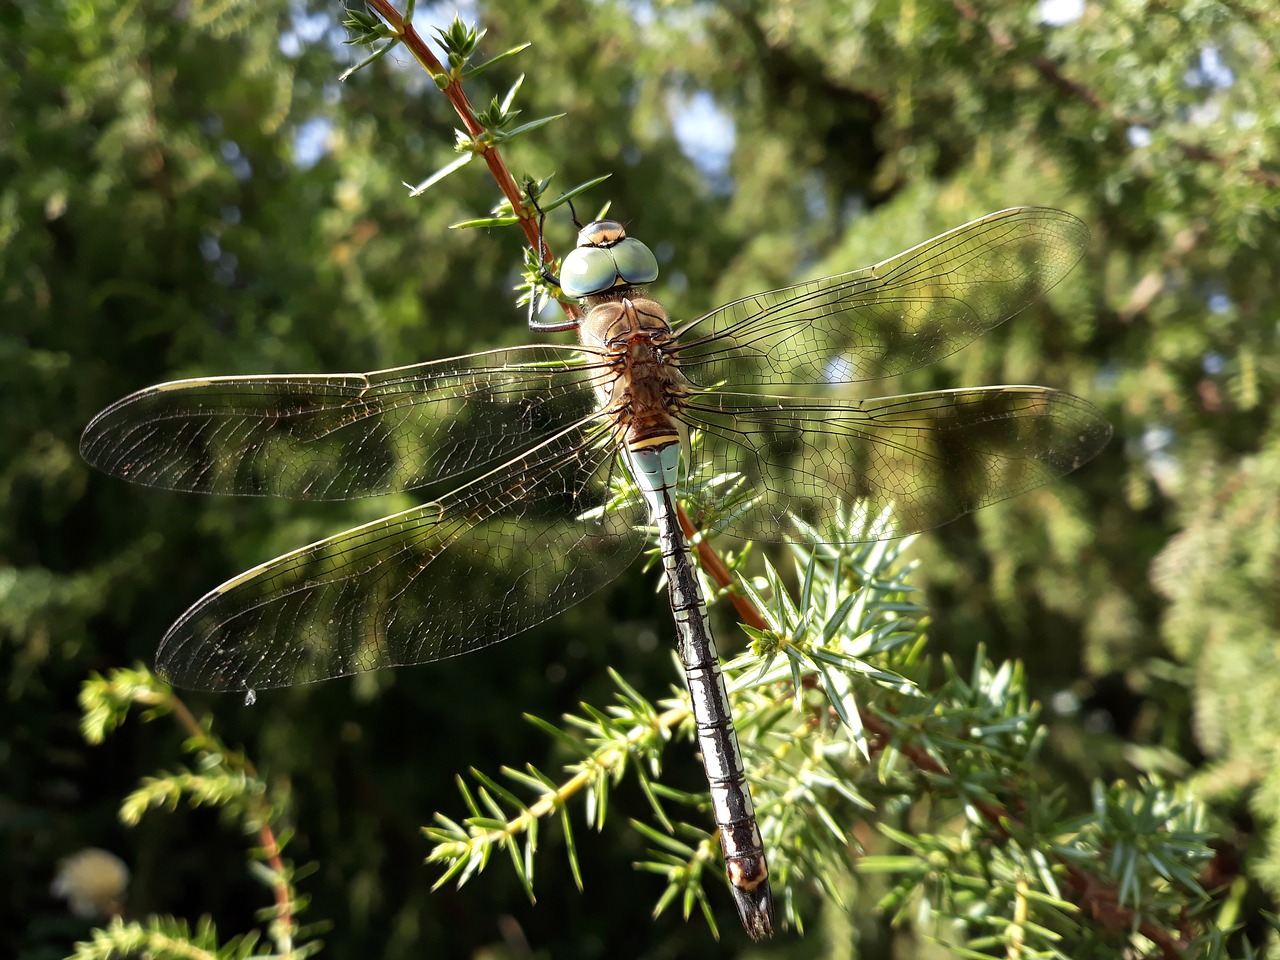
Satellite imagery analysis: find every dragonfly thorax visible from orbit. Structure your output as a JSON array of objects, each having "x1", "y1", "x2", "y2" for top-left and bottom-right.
[
  {"x1": 580, "y1": 295, "x2": 688, "y2": 457},
  {"x1": 579, "y1": 294, "x2": 672, "y2": 347}
]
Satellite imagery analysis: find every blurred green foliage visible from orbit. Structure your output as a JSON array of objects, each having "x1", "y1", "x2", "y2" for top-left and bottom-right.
[{"x1": 4, "y1": 0, "x2": 1279, "y2": 956}]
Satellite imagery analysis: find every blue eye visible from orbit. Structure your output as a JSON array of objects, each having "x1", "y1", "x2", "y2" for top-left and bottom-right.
[
  {"x1": 611, "y1": 238, "x2": 659, "y2": 286},
  {"x1": 560, "y1": 247, "x2": 619, "y2": 298},
  {"x1": 560, "y1": 237, "x2": 660, "y2": 298}
]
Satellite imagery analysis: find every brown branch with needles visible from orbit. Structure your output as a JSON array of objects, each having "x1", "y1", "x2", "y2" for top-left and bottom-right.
[{"x1": 344, "y1": 8, "x2": 1214, "y2": 953}]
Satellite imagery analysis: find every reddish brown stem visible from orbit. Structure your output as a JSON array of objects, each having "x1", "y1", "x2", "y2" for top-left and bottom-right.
[
  {"x1": 675, "y1": 509, "x2": 1194, "y2": 956},
  {"x1": 675, "y1": 502, "x2": 768, "y2": 631},
  {"x1": 163, "y1": 690, "x2": 295, "y2": 940},
  {"x1": 362, "y1": 0, "x2": 581, "y2": 322},
  {"x1": 256, "y1": 822, "x2": 295, "y2": 936}
]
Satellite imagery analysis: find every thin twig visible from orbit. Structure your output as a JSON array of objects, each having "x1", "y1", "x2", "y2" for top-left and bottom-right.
[
  {"x1": 359, "y1": 7, "x2": 1200, "y2": 950},
  {"x1": 161, "y1": 688, "x2": 296, "y2": 947},
  {"x1": 676, "y1": 515, "x2": 1192, "y2": 958},
  {"x1": 457, "y1": 706, "x2": 687, "y2": 851},
  {"x1": 676, "y1": 502, "x2": 768, "y2": 631},
  {"x1": 362, "y1": 0, "x2": 581, "y2": 322}
]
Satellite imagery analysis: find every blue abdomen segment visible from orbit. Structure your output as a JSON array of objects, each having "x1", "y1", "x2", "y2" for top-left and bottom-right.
[
  {"x1": 625, "y1": 437, "x2": 774, "y2": 939},
  {"x1": 626, "y1": 440, "x2": 682, "y2": 510}
]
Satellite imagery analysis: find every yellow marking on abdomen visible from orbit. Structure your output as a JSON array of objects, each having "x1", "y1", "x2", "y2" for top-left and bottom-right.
[{"x1": 627, "y1": 433, "x2": 680, "y2": 451}]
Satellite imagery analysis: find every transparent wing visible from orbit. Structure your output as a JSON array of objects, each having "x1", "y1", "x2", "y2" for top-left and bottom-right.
[
  {"x1": 678, "y1": 386, "x2": 1111, "y2": 543},
  {"x1": 673, "y1": 208, "x2": 1089, "y2": 386},
  {"x1": 80, "y1": 345, "x2": 606, "y2": 499},
  {"x1": 155, "y1": 419, "x2": 646, "y2": 691}
]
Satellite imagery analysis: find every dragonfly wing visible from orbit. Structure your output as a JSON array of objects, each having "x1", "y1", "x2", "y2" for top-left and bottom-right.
[
  {"x1": 673, "y1": 208, "x2": 1089, "y2": 386},
  {"x1": 155, "y1": 419, "x2": 646, "y2": 691},
  {"x1": 677, "y1": 387, "x2": 1111, "y2": 543},
  {"x1": 81, "y1": 344, "x2": 606, "y2": 499}
]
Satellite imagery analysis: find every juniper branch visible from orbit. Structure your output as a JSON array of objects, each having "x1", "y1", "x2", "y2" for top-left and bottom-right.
[
  {"x1": 354, "y1": 0, "x2": 582, "y2": 322},
  {"x1": 79, "y1": 668, "x2": 306, "y2": 956}
]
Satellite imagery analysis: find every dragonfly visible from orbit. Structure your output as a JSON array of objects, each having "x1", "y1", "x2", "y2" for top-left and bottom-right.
[{"x1": 81, "y1": 206, "x2": 1111, "y2": 940}]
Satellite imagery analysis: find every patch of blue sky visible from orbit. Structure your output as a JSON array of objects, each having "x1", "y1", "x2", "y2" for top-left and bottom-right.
[
  {"x1": 408, "y1": 1, "x2": 482, "y2": 40},
  {"x1": 293, "y1": 116, "x2": 334, "y2": 169},
  {"x1": 602, "y1": 0, "x2": 707, "y2": 32},
  {"x1": 1038, "y1": 0, "x2": 1083, "y2": 26},
  {"x1": 1207, "y1": 291, "x2": 1232, "y2": 314},
  {"x1": 664, "y1": 270, "x2": 689, "y2": 296},
  {"x1": 823, "y1": 354, "x2": 855, "y2": 384},
  {"x1": 1188, "y1": 100, "x2": 1222, "y2": 128},
  {"x1": 280, "y1": 0, "x2": 473, "y2": 57},
  {"x1": 221, "y1": 140, "x2": 253, "y2": 181},
  {"x1": 802, "y1": 173, "x2": 829, "y2": 225},
  {"x1": 1094, "y1": 360, "x2": 1122, "y2": 390},
  {"x1": 1050, "y1": 687, "x2": 1081, "y2": 718},
  {"x1": 627, "y1": 0, "x2": 656, "y2": 28},
  {"x1": 278, "y1": 8, "x2": 331, "y2": 57},
  {"x1": 200, "y1": 234, "x2": 221, "y2": 263},
  {"x1": 1127, "y1": 126, "x2": 1152, "y2": 148},
  {"x1": 1186, "y1": 46, "x2": 1234, "y2": 90},
  {"x1": 669, "y1": 89, "x2": 735, "y2": 190},
  {"x1": 279, "y1": 0, "x2": 480, "y2": 84},
  {"x1": 1140, "y1": 423, "x2": 1179, "y2": 488}
]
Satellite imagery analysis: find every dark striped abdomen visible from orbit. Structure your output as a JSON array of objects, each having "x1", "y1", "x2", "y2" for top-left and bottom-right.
[{"x1": 650, "y1": 485, "x2": 773, "y2": 940}]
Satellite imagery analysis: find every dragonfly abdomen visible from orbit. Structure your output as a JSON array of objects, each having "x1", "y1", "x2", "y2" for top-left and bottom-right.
[{"x1": 624, "y1": 434, "x2": 774, "y2": 940}]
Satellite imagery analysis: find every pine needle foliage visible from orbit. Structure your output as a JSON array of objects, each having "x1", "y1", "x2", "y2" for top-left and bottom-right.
[
  {"x1": 416, "y1": 464, "x2": 1237, "y2": 955},
  {"x1": 76, "y1": 487, "x2": 1251, "y2": 955},
  {"x1": 75, "y1": 668, "x2": 324, "y2": 959},
  {"x1": 14, "y1": 0, "x2": 1280, "y2": 957}
]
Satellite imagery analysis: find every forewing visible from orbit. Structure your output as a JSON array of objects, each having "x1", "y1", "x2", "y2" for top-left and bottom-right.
[
  {"x1": 155, "y1": 419, "x2": 646, "y2": 691},
  {"x1": 673, "y1": 208, "x2": 1089, "y2": 386},
  {"x1": 678, "y1": 387, "x2": 1111, "y2": 542},
  {"x1": 81, "y1": 345, "x2": 605, "y2": 499}
]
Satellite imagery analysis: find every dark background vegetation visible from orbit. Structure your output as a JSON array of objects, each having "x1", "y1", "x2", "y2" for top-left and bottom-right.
[{"x1": 4, "y1": 0, "x2": 1279, "y2": 956}]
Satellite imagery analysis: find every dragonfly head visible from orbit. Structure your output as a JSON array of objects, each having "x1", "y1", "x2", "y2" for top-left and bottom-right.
[
  {"x1": 575, "y1": 219, "x2": 628, "y2": 248},
  {"x1": 560, "y1": 219, "x2": 659, "y2": 299}
]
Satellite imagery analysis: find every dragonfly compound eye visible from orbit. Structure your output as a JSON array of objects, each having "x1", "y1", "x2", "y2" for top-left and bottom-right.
[
  {"x1": 560, "y1": 237, "x2": 660, "y2": 299},
  {"x1": 560, "y1": 246, "x2": 622, "y2": 298},
  {"x1": 610, "y1": 237, "x2": 659, "y2": 287}
]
